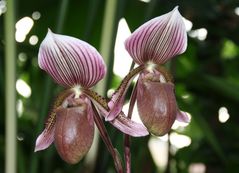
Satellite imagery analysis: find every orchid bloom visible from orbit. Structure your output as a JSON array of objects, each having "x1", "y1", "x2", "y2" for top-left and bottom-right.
[
  {"x1": 106, "y1": 7, "x2": 190, "y2": 136},
  {"x1": 35, "y1": 30, "x2": 148, "y2": 164}
]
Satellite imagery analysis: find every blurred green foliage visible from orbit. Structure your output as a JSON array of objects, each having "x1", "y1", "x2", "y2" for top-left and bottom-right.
[{"x1": 1, "y1": 0, "x2": 239, "y2": 173}]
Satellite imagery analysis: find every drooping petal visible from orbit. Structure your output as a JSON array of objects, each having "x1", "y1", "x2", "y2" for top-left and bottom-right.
[
  {"x1": 137, "y1": 75, "x2": 177, "y2": 136},
  {"x1": 111, "y1": 113, "x2": 149, "y2": 137},
  {"x1": 176, "y1": 110, "x2": 190, "y2": 123},
  {"x1": 38, "y1": 29, "x2": 106, "y2": 88},
  {"x1": 125, "y1": 6, "x2": 187, "y2": 65},
  {"x1": 34, "y1": 89, "x2": 74, "y2": 152},
  {"x1": 82, "y1": 88, "x2": 149, "y2": 136},
  {"x1": 34, "y1": 125, "x2": 55, "y2": 152},
  {"x1": 106, "y1": 65, "x2": 144, "y2": 121},
  {"x1": 54, "y1": 98, "x2": 94, "y2": 164}
]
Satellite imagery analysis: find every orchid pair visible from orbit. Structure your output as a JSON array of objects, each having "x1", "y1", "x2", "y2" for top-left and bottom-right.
[{"x1": 35, "y1": 6, "x2": 189, "y2": 172}]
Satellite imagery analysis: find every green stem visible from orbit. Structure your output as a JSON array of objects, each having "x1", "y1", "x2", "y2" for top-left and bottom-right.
[
  {"x1": 97, "y1": 0, "x2": 117, "y2": 95},
  {"x1": 4, "y1": 0, "x2": 17, "y2": 172},
  {"x1": 55, "y1": 0, "x2": 69, "y2": 33}
]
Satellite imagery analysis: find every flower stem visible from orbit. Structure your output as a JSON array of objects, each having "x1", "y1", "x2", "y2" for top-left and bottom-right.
[
  {"x1": 91, "y1": 103, "x2": 123, "y2": 173},
  {"x1": 124, "y1": 82, "x2": 138, "y2": 173}
]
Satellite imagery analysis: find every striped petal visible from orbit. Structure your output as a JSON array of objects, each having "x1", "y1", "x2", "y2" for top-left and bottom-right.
[
  {"x1": 125, "y1": 6, "x2": 187, "y2": 65},
  {"x1": 82, "y1": 88, "x2": 149, "y2": 137},
  {"x1": 38, "y1": 30, "x2": 106, "y2": 88}
]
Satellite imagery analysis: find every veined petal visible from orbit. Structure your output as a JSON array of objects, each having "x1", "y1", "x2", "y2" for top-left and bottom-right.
[
  {"x1": 125, "y1": 6, "x2": 187, "y2": 65},
  {"x1": 38, "y1": 29, "x2": 106, "y2": 88},
  {"x1": 82, "y1": 88, "x2": 149, "y2": 136},
  {"x1": 111, "y1": 113, "x2": 149, "y2": 137},
  {"x1": 176, "y1": 110, "x2": 190, "y2": 123},
  {"x1": 106, "y1": 65, "x2": 144, "y2": 121},
  {"x1": 34, "y1": 125, "x2": 55, "y2": 152}
]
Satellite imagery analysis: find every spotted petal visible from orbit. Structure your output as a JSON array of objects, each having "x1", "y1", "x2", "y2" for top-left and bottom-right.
[
  {"x1": 106, "y1": 65, "x2": 144, "y2": 121},
  {"x1": 38, "y1": 30, "x2": 106, "y2": 88},
  {"x1": 82, "y1": 88, "x2": 149, "y2": 137},
  {"x1": 34, "y1": 89, "x2": 74, "y2": 152},
  {"x1": 125, "y1": 6, "x2": 187, "y2": 65}
]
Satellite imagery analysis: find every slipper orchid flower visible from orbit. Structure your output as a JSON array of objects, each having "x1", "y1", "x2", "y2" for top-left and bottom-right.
[
  {"x1": 107, "y1": 7, "x2": 190, "y2": 136},
  {"x1": 34, "y1": 30, "x2": 148, "y2": 164}
]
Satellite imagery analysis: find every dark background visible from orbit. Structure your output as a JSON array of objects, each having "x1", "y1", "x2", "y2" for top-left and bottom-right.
[{"x1": 1, "y1": 0, "x2": 239, "y2": 172}]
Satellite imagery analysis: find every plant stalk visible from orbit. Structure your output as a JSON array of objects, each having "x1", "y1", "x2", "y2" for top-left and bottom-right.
[
  {"x1": 91, "y1": 103, "x2": 123, "y2": 173},
  {"x1": 4, "y1": 0, "x2": 17, "y2": 172},
  {"x1": 123, "y1": 62, "x2": 138, "y2": 173},
  {"x1": 124, "y1": 83, "x2": 138, "y2": 173}
]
